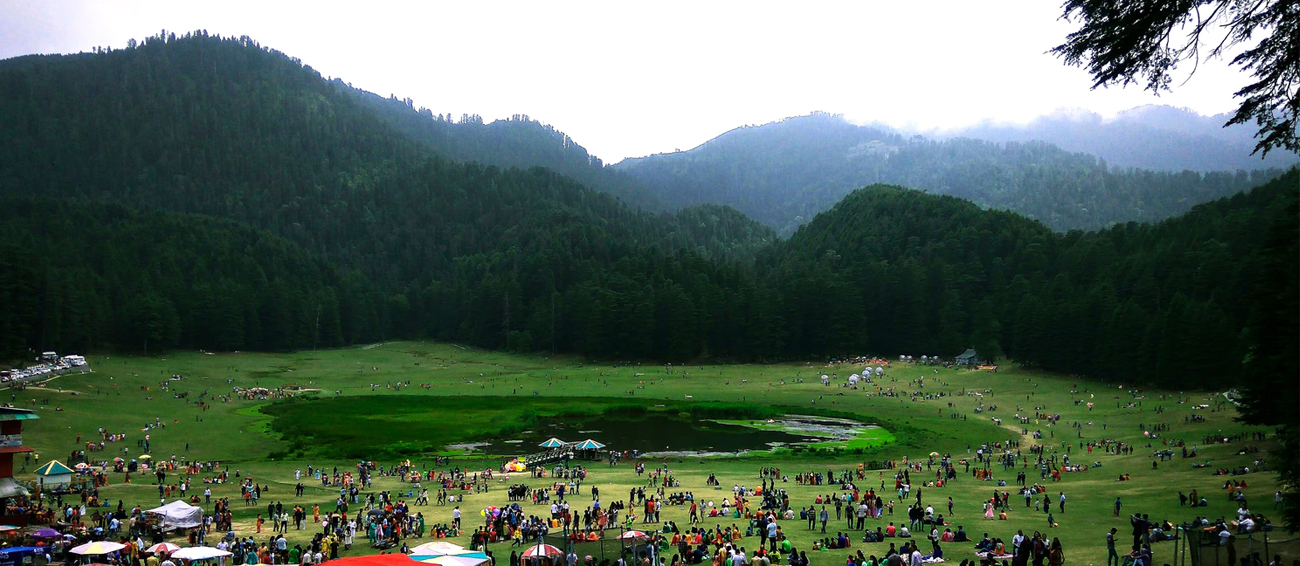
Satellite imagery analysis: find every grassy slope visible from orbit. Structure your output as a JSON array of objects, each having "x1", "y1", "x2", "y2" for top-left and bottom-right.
[{"x1": 10, "y1": 342, "x2": 1280, "y2": 564}]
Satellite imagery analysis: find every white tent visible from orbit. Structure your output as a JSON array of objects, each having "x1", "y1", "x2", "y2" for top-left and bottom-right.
[
  {"x1": 170, "y1": 547, "x2": 232, "y2": 561},
  {"x1": 146, "y1": 500, "x2": 203, "y2": 530}
]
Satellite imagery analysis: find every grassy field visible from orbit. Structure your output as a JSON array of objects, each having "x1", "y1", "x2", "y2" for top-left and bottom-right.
[{"x1": 8, "y1": 342, "x2": 1282, "y2": 566}]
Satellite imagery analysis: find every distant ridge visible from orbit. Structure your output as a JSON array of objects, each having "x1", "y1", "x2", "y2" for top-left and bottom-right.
[
  {"x1": 615, "y1": 112, "x2": 1288, "y2": 235},
  {"x1": 940, "y1": 105, "x2": 1299, "y2": 172}
]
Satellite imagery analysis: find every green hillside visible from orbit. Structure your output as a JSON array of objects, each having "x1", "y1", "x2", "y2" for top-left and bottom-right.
[{"x1": 0, "y1": 33, "x2": 1295, "y2": 396}]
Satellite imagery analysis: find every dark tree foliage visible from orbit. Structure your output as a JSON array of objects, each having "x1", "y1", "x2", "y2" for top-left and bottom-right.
[
  {"x1": 0, "y1": 198, "x2": 376, "y2": 355},
  {"x1": 1053, "y1": 0, "x2": 1299, "y2": 156},
  {"x1": 0, "y1": 32, "x2": 773, "y2": 359},
  {"x1": 1234, "y1": 185, "x2": 1299, "y2": 531},
  {"x1": 614, "y1": 113, "x2": 1286, "y2": 236}
]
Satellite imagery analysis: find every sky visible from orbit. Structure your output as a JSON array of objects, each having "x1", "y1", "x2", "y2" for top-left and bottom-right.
[{"x1": 0, "y1": 0, "x2": 1256, "y2": 163}]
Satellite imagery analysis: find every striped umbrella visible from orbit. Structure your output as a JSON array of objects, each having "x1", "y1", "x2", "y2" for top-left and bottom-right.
[
  {"x1": 146, "y1": 543, "x2": 182, "y2": 554},
  {"x1": 519, "y1": 545, "x2": 563, "y2": 558}
]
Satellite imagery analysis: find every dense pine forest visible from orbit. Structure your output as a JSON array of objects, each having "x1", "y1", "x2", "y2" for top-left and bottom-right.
[{"x1": 0, "y1": 33, "x2": 1295, "y2": 392}]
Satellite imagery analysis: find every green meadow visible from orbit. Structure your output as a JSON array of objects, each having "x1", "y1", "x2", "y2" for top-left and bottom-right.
[{"x1": 9, "y1": 341, "x2": 1283, "y2": 565}]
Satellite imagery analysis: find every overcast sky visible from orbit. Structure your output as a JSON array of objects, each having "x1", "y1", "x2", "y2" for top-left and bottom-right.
[{"x1": 2, "y1": 0, "x2": 1254, "y2": 163}]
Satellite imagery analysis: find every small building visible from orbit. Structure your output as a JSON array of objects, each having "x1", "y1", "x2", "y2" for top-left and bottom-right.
[
  {"x1": 956, "y1": 349, "x2": 981, "y2": 366},
  {"x1": 33, "y1": 460, "x2": 73, "y2": 488}
]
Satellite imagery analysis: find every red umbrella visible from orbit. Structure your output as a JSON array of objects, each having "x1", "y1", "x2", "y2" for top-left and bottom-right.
[
  {"x1": 520, "y1": 545, "x2": 563, "y2": 558},
  {"x1": 617, "y1": 531, "x2": 649, "y2": 541}
]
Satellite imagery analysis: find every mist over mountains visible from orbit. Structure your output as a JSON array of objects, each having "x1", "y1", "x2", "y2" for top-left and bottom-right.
[{"x1": 938, "y1": 105, "x2": 1300, "y2": 172}]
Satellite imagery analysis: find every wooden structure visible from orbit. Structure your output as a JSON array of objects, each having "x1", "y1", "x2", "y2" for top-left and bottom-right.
[
  {"x1": 956, "y1": 349, "x2": 981, "y2": 366},
  {"x1": 0, "y1": 407, "x2": 37, "y2": 526}
]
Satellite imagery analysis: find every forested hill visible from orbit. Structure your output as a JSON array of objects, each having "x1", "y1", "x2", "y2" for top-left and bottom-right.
[
  {"x1": 0, "y1": 32, "x2": 774, "y2": 356},
  {"x1": 0, "y1": 32, "x2": 771, "y2": 267},
  {"x1": 763, "y1": 170, "x2": 1298, "y2": 383},
  {"x1": 615, "y1": 112, "x2": 1286, "y2": 235},
  {"x1": 343, "y1": 87, "x2": 668, "y2": 212}
]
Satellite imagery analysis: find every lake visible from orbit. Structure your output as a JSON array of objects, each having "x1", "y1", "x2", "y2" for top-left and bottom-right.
[{"x1": 459, "y1": 414, "x2": 875, "y2": 456}]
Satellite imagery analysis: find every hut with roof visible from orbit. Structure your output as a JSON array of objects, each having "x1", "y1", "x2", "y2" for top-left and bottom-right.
[
  {"x1": 955, "y1": 349, "x2": 982, "y2": 366},
  {"x1": 33, "y1": 461, "x2": 73, "y2": 488}
]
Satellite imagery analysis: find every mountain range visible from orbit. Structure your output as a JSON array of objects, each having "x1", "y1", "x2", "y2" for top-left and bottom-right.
[
  {"x1": 0, "y1": 32, "x2": 1294, "y2": 392},
  {"x1": 614, "y1": 112, "x2": 1292, "y2": 235}
]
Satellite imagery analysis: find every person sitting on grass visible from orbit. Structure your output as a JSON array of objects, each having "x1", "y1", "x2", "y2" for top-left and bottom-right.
[{"x1": 953, "y1": 526, "x2": 969, "y2": 542}]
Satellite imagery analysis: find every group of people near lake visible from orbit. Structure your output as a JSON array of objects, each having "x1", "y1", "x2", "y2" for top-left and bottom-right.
[{"x1": 6, "y1": 363, "x2": 1287, "y2": 566}]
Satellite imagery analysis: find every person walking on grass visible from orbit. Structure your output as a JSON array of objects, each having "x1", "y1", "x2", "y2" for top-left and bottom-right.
[
  {"x1": 1106, "y1": 528, "x2": 1119, "y2": 566},
  {"x1": 1047, "y1": 538, "x2": 1064, "y2": 566},
  {"x1": 820, "y1": 506, "x2": 830, "y2": 534}
]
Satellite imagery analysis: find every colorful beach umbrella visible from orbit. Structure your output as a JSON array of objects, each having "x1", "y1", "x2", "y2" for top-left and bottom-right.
[
  {"x1": 70, "y1": 541, "x2": 126, "y2": 555},
  {"x1": 414, "y1": 553, "x2": 490, "y2": 566},
  {"x1": 325, "y1": 555, "x2": 420, "y2": 566},
  {"x1": 409, "y1": 542, "x2": 468, "y2": 556},
  {"x1": 30, "y1": 528, "x2": 60, "y2": 538}
]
